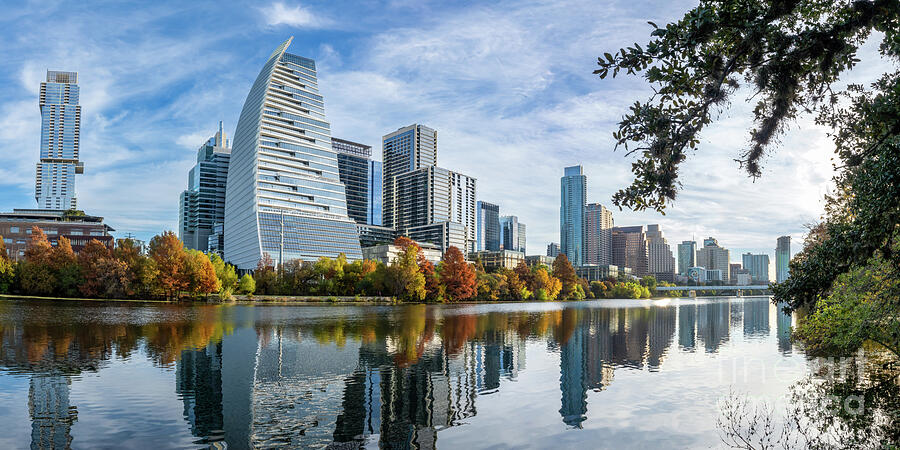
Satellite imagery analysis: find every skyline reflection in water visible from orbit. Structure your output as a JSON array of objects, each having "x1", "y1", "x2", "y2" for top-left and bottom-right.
[{"x1": 0, "y1": 297, "x2": 802, "y2": 449}]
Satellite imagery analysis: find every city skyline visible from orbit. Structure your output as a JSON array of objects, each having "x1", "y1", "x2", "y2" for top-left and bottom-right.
[{"x1": 0, "y1": 1, "x2": 879, "y2": 259}]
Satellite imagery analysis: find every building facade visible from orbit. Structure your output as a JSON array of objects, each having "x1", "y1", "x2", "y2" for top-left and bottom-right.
[
  {"x1": 368, "y1": 160, "x2": 383, "y2": 226},
  {"x1": 776, "y1": 235, "x2": 791, "y2": 283},
  {"x1": 584, "y1": 203, "x2": 613, "y2": 266},
  {"x1": 645, "y1": 224, "x2": 675, "y2": 282},
  {"x1": 223, "y1": 38, "x2": 362, "y2": 269},
  {"x1": 500, "y1": 215, "x2": 525, "y2": 253},
  {"x1": 179, "y1": 122, "x2": 231, "y2": 252},
  {"x1": 469, "y1": 250, "x2": 525, "y2": 271},
  {"x1": 677, "y1": 240, "x2": 696, "y2": 275},
  {"x1": 576, "y1": 264, "x2": 619, "y2": 282},
  {"x1": 382, "y1": 124, "x2": 437, "y2": 230},
  {"x1": 476, "y1": 201, "x2": 500, "y2": 251},
  {"x1": 36, "y1": 71, "x2": 83, "y2": 210},
  {"x1": 356, "y1": 224, "x2": 396, "y2": 248},
  {"x1": 560, "y1": 166, "x2": 586, "y2": 266},
  {"x1": 525, "y1": 255, "x2": 555, "y2": 268},
  {"x1": 547, "y1": 242, "x2": 560, "y2": 257},
  {"x1": 393, "y1": 166, "x2": 476, "y2": 252},
  {"x1": 406, "y1": 221, "x2": 468, "y2": 253},
  {"x1": 333, "y1": 138, "x2": 373, "y2": 225},
  {"x1": 0, "y1": 209, "x2": 114, "y2": 260},
  {"x1": 696, "y1": 237, "x2": 730, "y2": 281},
  {"x1": 363, "y1": 243, "x2": 442, "y2": 265},
  {"x1": 611, "y1": 226, "x2": 649, "y2": 277},
  {"x1": 742, "y1": 253, "x2": 770, "y2": 283}
]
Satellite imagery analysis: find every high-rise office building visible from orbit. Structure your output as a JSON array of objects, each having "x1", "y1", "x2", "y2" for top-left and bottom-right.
[
  {"x1": 611, "y1": 226, "x2": 649, "y2": 276},
  {"x1": 333, "y1": 138, "x2": 373, "y2": 225},
  {"x1": 382, "y1": 124, "x2": 438, "y2": 230},
  {"x1": 646, "y1": 224, "x2": 676, "y2": 282},
  {"x1": 476, "y1": 201, "x2": 500, "y2": 251},
  {"x1": 517, "y1": 222, "x2": 526, "y2": 254},
  {"x1": 500, "y1": 215, "x2": 526, "y2": 252},
  {"x1": 35, "y1": 71, "x2": 83, "y2": 210},
  {"x1": 677, "y1": 240, "x2": 697, "y2": 275},
  {"x1": 393, "y1": 166, "x2": 476, "y2": 252},
  {"x1": 179, "y1": 122, "x2": 231, "y2": 252},
  {"x1": 776, "y1": 236, "x2": 791, "y2": 283},
  {"x1": 742, "y1": 253, "x2": 770, "y2": 283},
  {"x1": 696, "y1": 237, "x2": 730, "y2": 281},
  {"x1": 368, "y1": 160, "x2": 382, "y2": 226},
  {"x1": 223, "y1": 38, "x2": 362, "y2": 269},
  {"x1": 547, "y1": 242, "x2": 560, "y2": 257},
  {"x1": 584, "y1": 203, "x2": 613, "y2": 265},
  {"x1": 560, "y1": 166, "x2": 586, "y2": 266}
]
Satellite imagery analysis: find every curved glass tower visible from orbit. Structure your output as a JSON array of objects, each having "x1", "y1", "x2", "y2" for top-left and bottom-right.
[{"x1": 224, "y1": 37, "x2": 362, "y2": 269}]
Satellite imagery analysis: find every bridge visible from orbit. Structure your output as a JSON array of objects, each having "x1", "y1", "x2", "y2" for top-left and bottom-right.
[{"x1": 656, "y1": 285, "x2": 770, "y2": 297}]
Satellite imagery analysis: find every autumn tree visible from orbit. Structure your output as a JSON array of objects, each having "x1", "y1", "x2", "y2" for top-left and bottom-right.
[
  {"x1": 149, "y1": 231, "x2": 188, "y2": 299},
  {"x1": 552, "y1": 254, "x2": 579, "y2": 299},
  {"x1": 385, "y1": 244, "x2": 426, "y2": 302},
  {"x1": 114, "y1": 238, "x2": 158, "y2": 298},
  {"x1": 0, "y1": 235, "x2": 13, "y2": 294},
  {"x1": 238, "y1": 273, "x2": 256, "y2": 295},
  {"x1": 531, "y1": 267, "x2": 562, "y2": 301},
  {"x1": 78, "y1": 239, "x2": 112, "y2": 297},
  {"x1": 253, "y1": 252, "x2": 278, "y2": 295},
  {"x1": 19, "y1": 227, "x2": 56, "y2": 296},
  {"x1": 421, "y1": 260, "x2": 444, "y2": 302},
  {"x1": 208, "y1": 253, "x2": 238, "y2": 299},
  {"x1": 439, "y1": 247, "x2": 476, "y2": 301},
  {"x1": 50, "y1": 236, "x2": 81, "y2": 297},
  {"x1": 184, "y1": 250, "x2": 220, "y2": 298}
]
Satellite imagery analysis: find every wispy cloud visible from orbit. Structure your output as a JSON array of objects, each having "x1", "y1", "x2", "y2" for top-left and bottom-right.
[{"x1": 260, "y1": 2, "x2": 329, "y2": 28}]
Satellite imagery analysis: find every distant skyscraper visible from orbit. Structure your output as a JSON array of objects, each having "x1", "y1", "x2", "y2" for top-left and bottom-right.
[
  {"x1": 476, "y1": 201, "x2": 500, "y2": 251},
  {"x1": 742, "y1": 253, "x2": 770, "y2": 283},
  {"x1": 223, "y1": 37, "x2": 362, "y2": 269},
  {"x1": 646, "y1": 224, "x2": 676, "y2": 282},
  {"x1": 36, "y1": 71, "x2": 83, "y2": 210},
  {"x1": 547, "y1": 242, "x2": 560, "y2": 257},
  {"x1": 696, "y1": 237, "x2": 730, "y2": 281},
  {"x1": 584, "y1": 203, "x2": 613, "y2": 265},
  {"x1": 382, "y1": 124, "x2": 438, "y2": 230},
  {"x1": 517, "y1": 222, "x2": 526, "y2": 254},
  {"x1": 500, "y1": 215, "x2": 525, "y2": 252},
  {"x1": 179, "y1": 122, "x2": 231, "y2": 252},
  {"x1": 612, "y1": 226, "x2": 649, "y2": 276},
  {"x1": 677, "y1": 240, "x2": 697, "y2": 275},
  {"x1": 560, "y1": 166, "x2": 586, "y2": 265},
  {"x1": 333, "y1": 138, "x2": 373, "y2": 225},
  {"x1": 776, "y1": 236, "x2": 791, "y2": 283}
]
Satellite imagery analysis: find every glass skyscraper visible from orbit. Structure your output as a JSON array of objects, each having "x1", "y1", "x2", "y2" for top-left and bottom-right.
[
  {"x1": 333, "y1": 138, "x2": 374, "y2": 225},
  {"x1": 36, "y1": 71, "x2": 83, "y2": 210},
  {"x1": 476, "y1": 201, "x2": 500, "y2": 251},
  {"x1": 179, "y1": 122, "x2": 231, "y2": 252},
  {"x1": 742, "y1": 253, "x2": 770, "y2": 283},
  {"x1": 775, "y1": 236, "x2": 791, "y2": 283},
  {"x1": 368, "y1": 160, "x2": 382, "y2": 226},
  {"x1": 560, "y1": 165, "x2": 586, "y2": 266},
  {"x1": 500, "y1": 215, "x2": 525, "y2": 253},
  {"x1": 224, "y1": 37, "x2": 362, "y2": 269},
  {"x1": 677, "y1": 240, "x2": 697, "y2": 275}
]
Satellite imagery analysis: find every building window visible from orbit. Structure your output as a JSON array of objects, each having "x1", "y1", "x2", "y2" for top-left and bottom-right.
[{"x1": 9, "y1": 226, "x2": 18, "y2": 233}]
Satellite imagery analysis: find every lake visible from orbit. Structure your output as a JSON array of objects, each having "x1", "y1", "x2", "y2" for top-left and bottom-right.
[{"x1": 0, "y1": 296, "x2": 811, "y2": 449}]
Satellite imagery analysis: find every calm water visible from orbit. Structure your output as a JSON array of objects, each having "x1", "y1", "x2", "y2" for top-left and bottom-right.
[{"x1": 0, "y1": 296, "x2": 808, "y2": 449}]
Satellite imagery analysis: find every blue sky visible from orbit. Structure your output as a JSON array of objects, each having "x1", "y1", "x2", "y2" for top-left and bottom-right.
[{"x1": 0, "y1": 0, "x2": 888, "y2": 265}]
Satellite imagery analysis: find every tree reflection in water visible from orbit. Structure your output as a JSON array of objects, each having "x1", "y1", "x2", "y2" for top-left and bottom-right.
[{"x1": 0, "y1": 297, "x2": 892, "y2": 448}]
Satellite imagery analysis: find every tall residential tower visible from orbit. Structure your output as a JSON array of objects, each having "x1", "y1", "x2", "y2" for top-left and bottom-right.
[
  {"x1": 223, "y1": 38, "x2": 362, "y2": 269},
  {"x1": 584, "y1": 203, "x2": 613, "y2": 265},
  {"x1": 776, "y1": 236, "x2": 791, "y2": 283},
  {"x1": 560, "y1": 166, "x2": 586, "y2": 265},
  {"x1": 36, "y1": 71, "x2": 83, "y2": 210}
]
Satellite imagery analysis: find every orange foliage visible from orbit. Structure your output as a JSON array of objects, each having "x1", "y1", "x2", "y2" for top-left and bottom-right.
[{"x1": 440, "y1": 246, "x2": 476, "y2": 301}]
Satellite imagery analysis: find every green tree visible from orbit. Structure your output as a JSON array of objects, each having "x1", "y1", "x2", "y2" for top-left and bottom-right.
[
  {"x1": 238, "y1": 273, "x2": 256, "y2": 295},
  {"x1": 253, "y1": 253, "x2": 278, "y2": 295},
  {"x1": 595, "y1": 0, "x2": 900, "y2": 314},
  {"x1": 385, "y1": 244, "x2": 426, "y2": 302},
  {"x1": 208, "y1": 253, "x2": 238, "y2": 299}
]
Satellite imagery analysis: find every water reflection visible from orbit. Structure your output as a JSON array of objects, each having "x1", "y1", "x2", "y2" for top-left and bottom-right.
[{"x1": 0, "y1": 297, "x2": 798, "y2": 448}]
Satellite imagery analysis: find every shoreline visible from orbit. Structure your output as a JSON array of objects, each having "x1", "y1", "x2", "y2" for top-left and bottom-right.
[{"x1": 0, "y1": 293, "x2": 771, "y2": 306}]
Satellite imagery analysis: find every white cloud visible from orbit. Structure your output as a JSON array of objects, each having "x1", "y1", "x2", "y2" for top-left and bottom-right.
[{"x1": 260, "y1": 2, "x2": 329, "y2": 28}]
